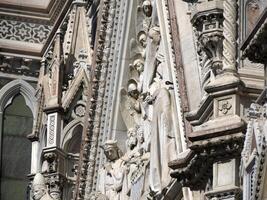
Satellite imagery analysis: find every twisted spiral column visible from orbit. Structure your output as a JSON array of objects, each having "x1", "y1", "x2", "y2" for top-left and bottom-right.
[{"x1": 223, "y1": 0, "x2": 237, "y2": 72}]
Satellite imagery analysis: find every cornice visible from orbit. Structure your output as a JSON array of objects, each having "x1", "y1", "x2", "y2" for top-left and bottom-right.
[
  {"x1": 0, "y1": 0, "x2": 68, "y2": 25},
  {"x1": 0, "y1": 0, "x2": 72, "y2": 58}
]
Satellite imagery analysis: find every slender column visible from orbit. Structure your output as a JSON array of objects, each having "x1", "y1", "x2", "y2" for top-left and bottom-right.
[
  {"x1": 31, "y1": 141, "x2": 40, "y2": 174},
  {"x1": 222, "y1": 0, "x2": 237, "y2": 73}
]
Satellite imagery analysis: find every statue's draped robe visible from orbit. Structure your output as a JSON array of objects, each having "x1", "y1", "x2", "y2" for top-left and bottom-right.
[
  {"x1": 149, "y1": 86, "x2": 177, "y2": 194},
  {"x1": 98, "y1": 159, "x2": 125, "y2": 200}
]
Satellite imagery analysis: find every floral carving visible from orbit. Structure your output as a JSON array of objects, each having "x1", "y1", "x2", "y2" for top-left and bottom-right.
[{"x1": 219, "y1": 100, "x2": 232, "y2": 115}]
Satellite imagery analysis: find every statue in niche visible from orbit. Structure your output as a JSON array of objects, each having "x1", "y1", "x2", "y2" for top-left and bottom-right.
[
  {"x1": 98, "y1": 140, "x2": 126, "y2": 200},
  {"x1": 32, "y1": 173, "x2": 53, "y2": 200},
  {"x1": 122, "y1": 126, "x2": 150, "y2": 200}
]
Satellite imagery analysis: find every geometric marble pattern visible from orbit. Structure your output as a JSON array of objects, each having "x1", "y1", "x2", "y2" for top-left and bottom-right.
[{"x1": 0, "y1": 19, "x2": 52, "y2": 43}]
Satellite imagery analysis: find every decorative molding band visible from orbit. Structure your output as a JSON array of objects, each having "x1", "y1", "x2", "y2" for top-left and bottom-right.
[{"x1": 0, "y1": 19, "x2": 52, "y2": 44}]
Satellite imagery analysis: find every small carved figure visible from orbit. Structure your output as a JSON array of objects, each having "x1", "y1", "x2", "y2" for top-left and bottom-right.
[
  {"x1": 148, "y1": 26, "x2": 161, "y2": 45},
  {"x1": 32, "y1": 173, "x2": 53, "y2": 200},
  {"x1": 142, "y1": 0, "x2": 152, "y2": 17},
  {"x1": 122, "y1": 126, "x2": 150, "y2": 200},
  {"x1": 98, "y1": 140, "x2": 126, "y2": 200},
  {"x1": 120, "y1": 79, "x2": 142, "y2": 129}
]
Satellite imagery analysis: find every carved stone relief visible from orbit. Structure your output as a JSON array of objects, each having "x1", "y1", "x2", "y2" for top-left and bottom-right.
[
  {"x1": 190, "y1": 0, "x2": 224, "y2": 91},
  {"x1": 246, "y1": 0, "x2": 262, "y2": 35},
  {"x1": 218, "y1": 99, "x2": 233, "y2": 116},
  {"x1": 95, "y1": 1, "x2": 179, "y2": 199},
  {"x1": 241, "y1": 102, "x2": 267, "y2": 200},
  {"x1": 0, "y1": 55, "x2": 40, "y2": 77}
]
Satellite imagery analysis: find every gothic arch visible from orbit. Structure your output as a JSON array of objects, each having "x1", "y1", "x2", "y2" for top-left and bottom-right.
[
  {"x1": 61, "y1": 119, "x2": 84, "y2": 150},
  {"x1": 0, "y1": 79, "x2": 37, "y2": 199},
  {"x1": 0, "y1": 79, "x2": 37, "y2": 116}
]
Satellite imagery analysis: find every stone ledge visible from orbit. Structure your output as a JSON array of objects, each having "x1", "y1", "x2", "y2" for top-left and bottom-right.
[{"x1": 188, "y1": 115, "x2": 246, "y2": 142}]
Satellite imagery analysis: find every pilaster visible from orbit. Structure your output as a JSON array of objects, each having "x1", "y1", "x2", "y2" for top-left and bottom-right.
[
  {"x1": 42, "y1": 26, "x2": 65, "y2": 200},
  {"x1": 205, "y1": 159, "x2": 241, "y2": 200},
  {"x1": 170, "y1": 1, "x2": 243, "y2": 198}
]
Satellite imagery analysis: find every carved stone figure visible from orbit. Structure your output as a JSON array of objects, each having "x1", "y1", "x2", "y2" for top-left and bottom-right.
[
  {"x1": 122, "y1": 126, "x2": 150, "y2": 200},
  {"x1": 147, "y1": 44, "x2": 177, "y2": 195},
  {"x1": 142, "y1": 0, "x2": 152, "y2": 17},
  {"x1": 120, "y1": 80, "x2": 142, "y2": 129},
  {"x1": 98, "y1": 140, "x2": 126, "y2": 200},
  {"x1": 32, "y1": 173, "x2": 53, "y2": 200}
]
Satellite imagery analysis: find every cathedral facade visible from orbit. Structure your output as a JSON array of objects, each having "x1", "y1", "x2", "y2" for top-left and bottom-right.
[{"x1": 0, "y1": 0, "x2": 267, "y2": 199}]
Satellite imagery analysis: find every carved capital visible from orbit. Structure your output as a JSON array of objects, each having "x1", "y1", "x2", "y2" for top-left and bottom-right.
[
  {"x1": 190, "y1": 0, "x2": 224, "y2": 85},
  {"x1": 47, "y1": 173, "x2": 65, "y2": 200},
  {"x1": 44, "y1": 152, "x2": 58, "y2": 173}
]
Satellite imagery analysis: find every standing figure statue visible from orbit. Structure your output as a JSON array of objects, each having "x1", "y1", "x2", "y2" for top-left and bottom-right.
[
  {"x1": 147, "y1": 40, "x2": 177, "y2": 196},
  {"x1": 98, "y1": 140, "x2": 126, "y2": 200},
  {"x1": 32, "y1": 173, "x2": 53, "y2": 200}
]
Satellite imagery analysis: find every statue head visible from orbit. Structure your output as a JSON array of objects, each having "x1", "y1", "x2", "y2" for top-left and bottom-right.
[
  {"x1": 142, "y1": 0, "x2": 152, "y2": 17},
  {"x1": 127, "y1": 80, "x2": 139, "y2": 99},
  {"x1": 137, "y1": 31, "x2": 147, "y2": 48},
  {"x1": 149, "y1": 25, "x2": 161, "y2": 44},
  {"x1": 101, "y1": 140, "x2": 122, "y2": 161},
  {"x1": 133, "y1": 58, "x2": 144, "y2": 74},
  {"x1": 126, "y1": 128, "x2": 138, "y2": 150},
  {"x1": 32, "y1": 173, "x2": 46, "y2": 200}
]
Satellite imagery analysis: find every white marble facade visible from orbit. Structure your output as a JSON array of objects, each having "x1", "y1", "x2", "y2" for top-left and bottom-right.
[{"x1": 0, "y1": 0, "x2": 267, "y2": 200}]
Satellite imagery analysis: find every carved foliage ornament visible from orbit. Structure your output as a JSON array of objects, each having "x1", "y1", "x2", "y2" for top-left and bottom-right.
[
  {"x1": 218, "y1": 99, "x2": 232, "y2": 115},
  {"x1": 191, "y1": 1, "x2": 224, "y2": 86}
]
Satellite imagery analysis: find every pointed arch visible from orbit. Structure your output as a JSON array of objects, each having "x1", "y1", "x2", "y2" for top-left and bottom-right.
[
  {"x1": 0, "y1": 79, "x2": 37, "y2": 199},
  {"x1": 61, "y1": 118, "x2": 84, "y2": 150},
  {"x1": 0, "y1": 79, "x2": 37, "y2": 117}
]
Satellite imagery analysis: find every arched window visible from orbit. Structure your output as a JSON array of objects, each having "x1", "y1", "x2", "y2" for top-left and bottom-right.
[
  {"x1": 62, "y1": 122, "x2": 83, "y2": 199},
  {"x1": 65, "y1": 125, "x2": 83, "y2": 154},
  {"x1": 1, "y1": 94, "x2": 33, "y2": 200},
  {"x1": 0, "y1": 79, "x2": 37, "y2": 200}
]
